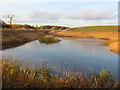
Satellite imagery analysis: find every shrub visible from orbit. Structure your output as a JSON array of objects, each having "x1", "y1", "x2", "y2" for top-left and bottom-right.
[{"x1": 39, "y1": 35, "x2": 61, "y2": 44}]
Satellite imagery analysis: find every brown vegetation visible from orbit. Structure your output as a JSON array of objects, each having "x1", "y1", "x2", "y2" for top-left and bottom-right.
[
  {"x1": 109, "y1": 42, "x2": 120, "y2": 55},
  {"x1": 1, "y1": 30, "x2": 46, "y2": 50},
  {"x1": 1, "y1": 59, "x2": 120, "y2": 88},
  {"x1": 56, "y1": 30, "x2": 118, "y2": 40},
  {"x1": 39, "y1": 35, "x2": 61, "y2": 44}
]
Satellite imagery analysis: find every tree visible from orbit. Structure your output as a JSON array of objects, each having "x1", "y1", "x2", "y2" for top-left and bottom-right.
[{"x1": 8, "y1": 14, "x2": 15, "y2": 28}]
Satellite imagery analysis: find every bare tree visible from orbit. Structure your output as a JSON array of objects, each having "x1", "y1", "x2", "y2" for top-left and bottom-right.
[{"x1": 8, "y1": 14, "x2": 15, "y2": 28}]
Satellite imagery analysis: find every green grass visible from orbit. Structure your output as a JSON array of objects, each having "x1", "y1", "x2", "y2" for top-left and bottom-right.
[
  {"x1": 39, "y1": 35, "x2": 61, "y2": 44},
  {"x1": 66, "y1": 25, "x2": 118, "y2": 32},
  {"x1": 2, "y1": 59, "x2": 120, "y2": 88}
]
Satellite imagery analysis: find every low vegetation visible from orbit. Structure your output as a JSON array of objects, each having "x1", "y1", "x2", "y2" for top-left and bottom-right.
[
  {"x1": 39, "y1": 35, "x2": 61, "y2": 44},
  {"x1": 109, "y1": 42, "x2": 120, "y2": 55},
  {"x1": 66, "y1": 25, "x2": 118, "y2": 32},
  {"x1": 1, "y1": 30, "x2": 46, "y2": 50},
  {"x1": 56, "y1": 30, "x2": 118, "y2": 40},
  {"x1": 1, "y1": 59, "x2": 120, "y2": 88}
]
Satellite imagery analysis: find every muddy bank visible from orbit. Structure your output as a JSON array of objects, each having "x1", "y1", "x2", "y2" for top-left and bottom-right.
[{"x1": 1, "y1": 30, "x2": 47, "y2": 50}]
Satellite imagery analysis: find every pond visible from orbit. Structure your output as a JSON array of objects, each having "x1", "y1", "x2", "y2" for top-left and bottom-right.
[{"x1": 1, "y1": 37, "x2": 118, "y2": 78}]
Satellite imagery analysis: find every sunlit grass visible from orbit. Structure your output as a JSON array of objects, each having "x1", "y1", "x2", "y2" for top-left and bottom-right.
[
  {"x1": 66, "y1": 25, "x2": 118, "y2": 32},
  {"x1": 1, "y1": 59, "x2": 120, "y2": 88},
  {"x1": 39, "y1": 35, "x2": 61, "y2": 44}
]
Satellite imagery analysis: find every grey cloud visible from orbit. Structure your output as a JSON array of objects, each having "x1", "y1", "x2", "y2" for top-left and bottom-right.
[
  {"x1": 65, "y1": 9, "x2": 116, "y2": 20},
  {"x1": 28, "y1": 10, "x2": 63, "y2": 23}
]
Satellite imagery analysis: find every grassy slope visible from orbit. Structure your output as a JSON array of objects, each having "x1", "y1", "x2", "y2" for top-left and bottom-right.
[
  {"x1": 66, "y1": 25, "x2": 118, "y2": 32},
  {"x1": 56, "y1": 25, "x2": 119, "y2": 40}
]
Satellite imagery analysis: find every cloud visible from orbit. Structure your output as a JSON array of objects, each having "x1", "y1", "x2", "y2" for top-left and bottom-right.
[
  {"x1": 28, "y1": 10, "x2": 63, "y2": 23},
  {"x1": 65, "y1": 9, "x2": 116, "y2": 20}
]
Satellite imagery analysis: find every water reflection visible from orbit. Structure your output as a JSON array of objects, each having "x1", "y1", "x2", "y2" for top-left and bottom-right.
[{"x1": 1, "y1": 38, "x2": 118, "y2": 77}]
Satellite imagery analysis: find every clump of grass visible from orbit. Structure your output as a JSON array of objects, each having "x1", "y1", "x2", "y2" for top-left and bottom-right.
[
  {"x1": 39, "y1": 35, "x2": 61, "y2": 44},
  {"x1": 2, "y1": 59, "x2": 120, "y2": 88}
]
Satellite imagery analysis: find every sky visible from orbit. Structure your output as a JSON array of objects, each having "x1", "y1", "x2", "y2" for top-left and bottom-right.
[{"x1": 0, "y1": 0, "x2": 119, "y2": 27}]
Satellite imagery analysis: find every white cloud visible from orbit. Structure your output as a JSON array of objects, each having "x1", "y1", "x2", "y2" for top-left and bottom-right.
[{"x1": 65, "y1": 9, "x2": 116, "y2": 20}]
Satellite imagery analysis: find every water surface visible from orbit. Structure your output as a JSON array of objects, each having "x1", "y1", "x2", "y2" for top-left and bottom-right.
[{"x1": 1, "y1": 38, "x2": 118, "y2": 77}]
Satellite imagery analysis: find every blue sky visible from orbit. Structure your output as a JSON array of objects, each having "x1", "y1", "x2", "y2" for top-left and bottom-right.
[{"x1": 1, "y1": 0, "x2": 119, "y2": 27}]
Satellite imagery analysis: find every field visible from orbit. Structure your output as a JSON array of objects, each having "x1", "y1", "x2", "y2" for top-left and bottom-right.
[
  {"x1": 56, "y1": 31, "x2": 118, "y2": 40},
  {"x1": 66, "y1": 25, "x2": 118, "y2": 32}
]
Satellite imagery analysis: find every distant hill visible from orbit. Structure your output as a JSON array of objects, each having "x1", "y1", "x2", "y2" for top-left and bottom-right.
[{"x1": 66, "y1": 25, "x2": 118, "y2": 32}]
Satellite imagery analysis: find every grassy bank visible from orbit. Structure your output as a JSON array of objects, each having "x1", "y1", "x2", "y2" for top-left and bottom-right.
[
  {"x1": 1, "y1": 30, "x2": 46, "y2": 50},
  {"x1": 66, "y1": 25, "x2": 118, "y2": 32},
  {"x1": 109, "y1": 42, "x2": 119, "y2": 54},
  {"x1": 54, "y1": 25, "x2": 119, "y2": 54},
  {"x1": 56, "y1": 31, "x2": 118, "y2": 40},
  {"x1": 1, "y1": 59, "x2": 120, "y2": 88}
]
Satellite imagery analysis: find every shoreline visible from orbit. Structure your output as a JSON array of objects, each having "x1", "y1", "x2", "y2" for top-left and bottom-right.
[
  {"x1": 53, "y1": 30, "x2": 119, "y2": 55},
  {"x1": 1, "y1": 30, "x2": 119, "y2": 55}
]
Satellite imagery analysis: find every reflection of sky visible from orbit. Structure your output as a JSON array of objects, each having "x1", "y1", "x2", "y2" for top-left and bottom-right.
[{"x1": 1, "y1": 38, "x2": 118, "y2": 76}]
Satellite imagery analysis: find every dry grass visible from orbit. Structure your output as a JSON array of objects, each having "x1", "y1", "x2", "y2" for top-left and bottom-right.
[
  {"x1": 56, "y1": 31, "x2": 118, "y2": 40},
  {"x1": 109, "y1": 42, "x2": 120, "y2": 55},
  {"x1": 66, "y1": 25, "x2": 118, "y2": 32},
  {"x1": 1, "y1": 59, "x2": 120, "y2": 88},
  {"x1": 1, "y1": 30, "x2": 46, "y2": 50}
]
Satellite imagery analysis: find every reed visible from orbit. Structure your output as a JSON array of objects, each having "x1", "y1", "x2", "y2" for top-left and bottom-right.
[{"x1": 1, "y1": 59, "x2": 120, "y2": 88}]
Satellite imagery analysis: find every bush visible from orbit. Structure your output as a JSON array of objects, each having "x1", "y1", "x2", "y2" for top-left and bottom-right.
[{"x1": 39, "y1": 35, "x2": 61, "y2": 44}]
